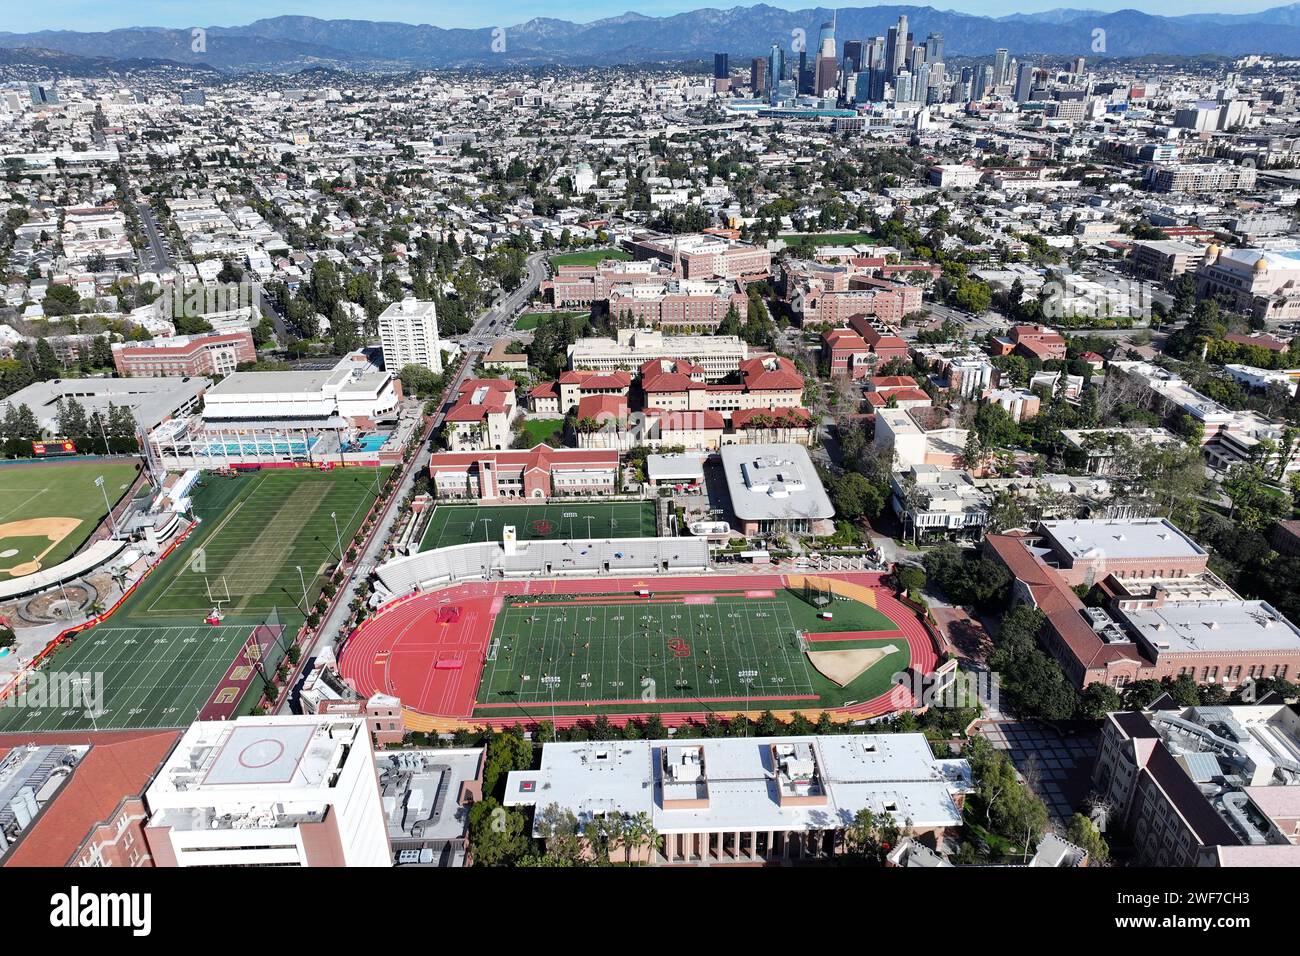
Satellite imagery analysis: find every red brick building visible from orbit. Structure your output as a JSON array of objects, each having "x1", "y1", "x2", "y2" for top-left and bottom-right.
[
  {"x1": 1005, "y1": 325, "x2": 1067, "y2": 361},
  {"x1": 984, "y1": 521, "x2": 1300, "y2": 690},
  {"x1": 428, "y1": 445, "x2": 619, "y2": 500},
  {"x1": 111, "y1": 329, "x2": 257, "y2": 378}
]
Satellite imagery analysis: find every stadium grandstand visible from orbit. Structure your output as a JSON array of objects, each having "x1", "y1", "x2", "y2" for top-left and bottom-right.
[{"x1": 373, "y1": 537, "x2": 710, "y2": 598}]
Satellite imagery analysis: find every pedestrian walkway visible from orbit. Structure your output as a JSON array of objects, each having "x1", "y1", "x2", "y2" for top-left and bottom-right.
[{"x1": 979, "y1": 720, "x2": 1099, "y2": 825}]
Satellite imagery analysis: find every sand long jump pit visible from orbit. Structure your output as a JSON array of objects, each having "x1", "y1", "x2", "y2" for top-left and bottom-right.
[{"x1": 807, "y1": 644, "x2": 900, "y2": 688}]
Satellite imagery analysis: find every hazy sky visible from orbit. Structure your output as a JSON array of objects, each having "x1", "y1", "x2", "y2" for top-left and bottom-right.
[{"x1": 6, "y1": 1, "x2": 1293, "y2": 34}]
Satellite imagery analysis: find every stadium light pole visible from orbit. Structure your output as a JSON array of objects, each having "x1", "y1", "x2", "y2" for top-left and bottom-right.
[
  {"x1": 278, "y1": 586, "x2": 308, "y2": 618},
  {"x1": 296, "y1": 565, "x2": 309, "y2": 610},
  {"x1": 330, "y1": 511, "x2": 343, "y2": 565},
  {"x1": 94, "y1": 475, "x2": 118, "y2": 537},
  {"x1": 585, "y1": 515, "x2": 593, "y2": 539}
]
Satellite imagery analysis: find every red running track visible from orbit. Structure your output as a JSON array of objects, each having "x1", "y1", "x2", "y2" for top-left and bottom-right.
[{"x1": 338, "y1": 573, "x2": 937, "y2": 727}]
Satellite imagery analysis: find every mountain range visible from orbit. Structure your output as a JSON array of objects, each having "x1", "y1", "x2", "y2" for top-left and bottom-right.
[{"x1": 5, "y1": 5, "x2": 1300, "y2": 73}]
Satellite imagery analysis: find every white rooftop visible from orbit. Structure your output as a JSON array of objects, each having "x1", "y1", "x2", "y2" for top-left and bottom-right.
[
  {"x1": 720, "y1": 443, "x2": 834, "y2": 522},
  {"x1": 1042, "y1": 517, "x2": 1206, "y2": 563},
  {"x1": 504, "y1": 734, "x2": 970, "y2": 834}
]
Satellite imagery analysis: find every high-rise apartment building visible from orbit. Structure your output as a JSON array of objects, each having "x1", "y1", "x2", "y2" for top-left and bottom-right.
[{"x1": 378, "y1": 298, "x2": 443, "y2": 374}]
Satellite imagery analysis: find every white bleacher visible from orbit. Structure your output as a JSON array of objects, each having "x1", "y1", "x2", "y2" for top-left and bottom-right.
[{"x1": 374, "y1": 537, "x2": 710, "y2": 597}]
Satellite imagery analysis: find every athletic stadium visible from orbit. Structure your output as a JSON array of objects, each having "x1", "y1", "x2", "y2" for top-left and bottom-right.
[{"x1": 340, "y1": 572, "x2": 937, "y2": 732}]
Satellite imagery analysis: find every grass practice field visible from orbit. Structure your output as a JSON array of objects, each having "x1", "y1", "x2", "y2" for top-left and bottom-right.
[
  {"x1": 477, "y1": 588, "x2": 904, "y2": 716},
  {"x1": 0, "y1": 459, "x2": 139, "y2": 577},
  {"x1": 0, "y1": 467, "x2": 388, "y2": 732},
  {"x1": 548, "y1": 249, "x2": 632, "y2": 267},
  {"x1": 420, "y1": 501, "x2": 656, "y2": 551}
]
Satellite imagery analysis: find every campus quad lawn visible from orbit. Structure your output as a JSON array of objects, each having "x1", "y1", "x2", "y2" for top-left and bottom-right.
[
  {"x1": 518, "y1": 419, "x2": 564, "y2": 446},
  {"x1": 473, "y1": 588, "x2": 906, "y2": 717},
  {"x1": 420, "y1": 500, "x2": 656, "y2": 551},
  {"x1": 0, "y1": 468, "x2": 388, "y2": 732},
  {"x1": 547, "y1": 249, "x2": 632, "y2": 267},
  {"x1": 0, "y1": 458, "x2": 140, "y2": 576}
]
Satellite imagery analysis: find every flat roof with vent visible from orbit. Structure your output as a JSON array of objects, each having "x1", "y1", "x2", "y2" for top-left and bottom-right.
[
  {"x1": 1042, "y1": 517, "x2": 1206, "y2": 563},
  {"x1": 1118, "y1": 600, "x2": 1300, "y2": 657},
  {"x1": 719, "y1": 443, "x2": 834, "y2": 522},
  {"x1": 502, "y1": 734, "x2": 969, "y2": 834}
]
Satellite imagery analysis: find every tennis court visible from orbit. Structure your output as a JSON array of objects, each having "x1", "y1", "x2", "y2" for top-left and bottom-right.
[{"x1": 420, "y1": 500, "x2": 656, "y2": 551}]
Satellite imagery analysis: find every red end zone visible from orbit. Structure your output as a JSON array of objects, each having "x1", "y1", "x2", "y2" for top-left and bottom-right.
[{"x1": 338, "y1": 573, "x2": 938, "y2": 727}]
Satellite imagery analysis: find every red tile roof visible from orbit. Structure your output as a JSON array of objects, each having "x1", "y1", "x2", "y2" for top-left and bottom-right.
[
  {"x1": 645, "y1": 408, "x2": 725, "y2": 430},
  {"x1": 429, "y1": 445, "x2": 618, "y2": 471},
  {"x1": 577, "y1": 393, "x2": 628, "y2": 420},
  {"x1": 1, "y1": 730, "x2": 180, "y2": 868},
  {"x1": 739, "y1": 354, "x2": 804, "y2": 391},
  {"x1": 983, "y1": 534, "x2": 1144, "y2": 676}
]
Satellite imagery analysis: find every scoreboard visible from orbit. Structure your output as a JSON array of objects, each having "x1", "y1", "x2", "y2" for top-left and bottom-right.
[{"x1": 31, "y1": 440, "x2": 76, "y2": 456}]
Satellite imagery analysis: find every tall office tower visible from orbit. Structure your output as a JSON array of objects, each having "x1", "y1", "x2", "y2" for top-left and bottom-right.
[
  {"x1": 379, "y1": 298, "x2": 443, "y2": 374},
  {"x1": 895, "y1": 70, "x2": 914, "y2": 103},
  {"x1": 852, "y1": 71, "x2": 871, "y2": 103},
  {"x1": 910, "y1": 46, "x2": 926, "y2": 72},
  {"x1": 1070, "y1": 56, "x2": 1086, "y2": 75},
  {"x1": 886, "y1": 15, "x2": 908, "y2": 77},
  {"x1": 769, "y1": 43, "x2": 785, "y2": 85},
  {"x1": 27, "y1": 83, "x2": 59, "y2": 105},
  {"x1": 1014, "y1": 62, "x2": 1036, "y2": 103},
  {"x1": 960, "y1": 66, "x2": 973, "y2": 86},
  {"x1": 843, "y1": 40, "x2": 865, "y2": 76},
  {"x1": 751, "y1": 57, "x2": 768, "y2": 94},
  {"x1": 979, "y1": 65, "x2": 993, "y2": 98},
  {"x1": 817, "y1": 18, "x2": 836, "y2": 58},
  {"x1": 813, "y1": 18, "x2": 838, "y2": 95},
  {"x1": 925, "y1": 33, "x2": 944, "y2": 65},
  {"x1": 714, "y1": 53, "x2": 729, "y2": 79},
  {"x1": 866, "y1": 35, "x2": 885, "y2": 70},
  {"x1": 916, "y1": 63, "x2": 931, "y2": 99},
  {"x1": 798, "y1": 50, "x2": 811, "y2": 94},
  {"x1": 993, "y1": 48, "x2": 1009, "y2": 85}
]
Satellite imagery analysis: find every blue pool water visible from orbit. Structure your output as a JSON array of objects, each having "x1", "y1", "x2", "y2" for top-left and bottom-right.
[
  {"x1": 352, "y1": 434, "x2": 389, "y2": 452},
  {"x1": 195, "y1": 437, "x2": 318, "y2": 457}
]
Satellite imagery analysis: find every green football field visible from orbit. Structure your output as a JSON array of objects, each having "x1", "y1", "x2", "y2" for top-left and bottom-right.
[
  {"x1": 420, "y1": 501, "x2": 656, "y2": 551},
  {"x1": 0, "y1": 458, "x2": 140, "y2": 577},
  {"x1": 475, "y1": 589, "x2": 906, "y2": 716},
  {"x1": 0, "y1": 467, "x2": 388, "y2": 732}
]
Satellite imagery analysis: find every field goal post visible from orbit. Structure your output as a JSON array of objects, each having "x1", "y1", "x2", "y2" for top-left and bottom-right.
[
  {"x1": 792, "y1": 630, "x2": 809, "y2": 653},
  {"x1": 485, "y1": 637, "x2": 500, "y2": 662}
]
